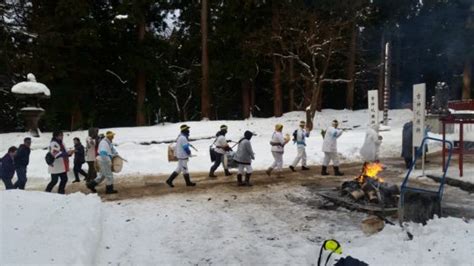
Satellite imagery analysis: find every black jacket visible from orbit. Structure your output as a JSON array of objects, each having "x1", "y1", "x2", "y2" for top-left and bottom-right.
[
  {"x1": 0, "y1": 153, "x2": 15, "y2": 179},
  {"x1": 74, "y1": 143, "x2": 86, "y2": 164},
  {"x1": 14, "y1": 144, "x2": 30, "y2": 168}
]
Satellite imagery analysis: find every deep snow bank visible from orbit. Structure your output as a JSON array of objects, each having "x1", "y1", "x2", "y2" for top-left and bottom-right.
[{"x1": 0, "y1": 191, "x2": 103, "y2": 265}]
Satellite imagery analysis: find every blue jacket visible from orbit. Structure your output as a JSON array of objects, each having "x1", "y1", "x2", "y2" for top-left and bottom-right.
[{"x1": 0, "y1": 153, "x2": 15, "y2": 179}]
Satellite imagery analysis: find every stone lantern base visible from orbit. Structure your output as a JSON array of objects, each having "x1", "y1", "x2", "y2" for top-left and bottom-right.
[{"x1": 20, "y1": 107, "x2": 45, "y2": 137}]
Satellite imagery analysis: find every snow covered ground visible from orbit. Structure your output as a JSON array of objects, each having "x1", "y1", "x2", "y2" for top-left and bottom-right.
[
  {"x1": 2, "y1": 109, "x2": 474, "y2": 265},
  {"x1": 2, "y1": 187, "x2": 473, "y2": 265},
  {"x1": 1, "y1": 108, "x2": 450, "y2": 180}
]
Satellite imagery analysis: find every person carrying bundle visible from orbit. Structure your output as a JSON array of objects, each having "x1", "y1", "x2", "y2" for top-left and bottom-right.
[
  {"x1": 233, "y1": 130, "x2": 255, "y2": 186},
  {"x1": 290, "y1": 121, "x2": 311, "y2": 172},
  {"x1": 86, "y1": 131, "x2": 119, "y2": 194},
  {"x1": 209, "y1": 125, "x2": 232, "y2": 178},
  {"x1": 166, "y1": 124, "x2": 196, "y2": 187},
  {"x1": 266, "y1": 124, "x2": 290, "y2": 177}
]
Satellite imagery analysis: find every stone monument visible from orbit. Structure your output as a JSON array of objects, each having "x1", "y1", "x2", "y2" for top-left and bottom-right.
[{"x1": 11, "y1": 73, "x2": 50, "y2": 137}]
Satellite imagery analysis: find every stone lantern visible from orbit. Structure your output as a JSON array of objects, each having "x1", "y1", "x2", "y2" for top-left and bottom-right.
[{"x1": 11, "y1": 73, "x2": 50, "y2": 137}]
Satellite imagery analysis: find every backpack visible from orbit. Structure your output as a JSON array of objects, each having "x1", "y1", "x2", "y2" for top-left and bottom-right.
[
  {"x1": 292, "y1": 130, "x2": 298, "y2": 143},
  {"x1": 45, "y1": 152, "x2": 55, "y2": 166}
]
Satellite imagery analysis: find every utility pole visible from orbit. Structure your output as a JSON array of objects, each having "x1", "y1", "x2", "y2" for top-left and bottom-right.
[{"x1": 383, "y1": 42, "x2": 390, "y2": 126}]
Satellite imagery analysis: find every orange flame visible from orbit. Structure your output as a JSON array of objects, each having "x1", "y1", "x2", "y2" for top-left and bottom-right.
[{"x1": 356, "y1": 162, "x2": 385, "y2": 183}]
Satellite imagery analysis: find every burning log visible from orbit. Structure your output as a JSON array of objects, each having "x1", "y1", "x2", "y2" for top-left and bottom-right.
[
  {"x1": 350, "y1": 189, "x2": 365, "y2": 201},
  {"x1": 336, "y1": 162, "x2": 400, "y2": 208},
  {"x1": 367, "y1": 190, "x2": 378, "y2": 203}
]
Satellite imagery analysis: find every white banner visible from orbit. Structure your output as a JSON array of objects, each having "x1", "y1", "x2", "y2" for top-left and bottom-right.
[
  {"x1": 413, "y1": 83, "x2": 426, "y2": 147},
  {"x1": 368, "y1": 90, "x2": 379, "y2": 129}
]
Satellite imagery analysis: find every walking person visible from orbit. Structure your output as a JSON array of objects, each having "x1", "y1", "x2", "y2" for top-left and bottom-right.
[
  {"x1": 13, "y1": 137, "x2": 31, "y2": 189},
  {"x1": 321, "y1": 120, "x2": 344, "y2": 176},
  {"x1": 234, "y1": 130, "x2": 255, "y2": 186},
  {"x1": 45, "y1": 131, "x2": 72, "y2": 194},
  {"x1": 85, "y1": 128, "x2": 99, "y2": 181},
  {"x1": 87, "y1": 131, "x2": 119, "y2": 194},
  {"x1": 289, "y1": 121, "x2": 310, "y2": 172},
  {"x1": 166, "y1": 125, "x2": 196, "y2": 187},
  {"x1": 266, "y1": 124, "x2": 289, "y2": 177},
  {"x1": 360, "y1": 124, "x2": 383, "y2": 163},
  {"x1": 1, "y1": 146, "x2": 18, "y2": 190},
  {"x1": 209, "y1": 125, "x2": 232, "y2": 178},
  {"x1": 72, "y1": 137, "x2": 88, "y2": 183}
]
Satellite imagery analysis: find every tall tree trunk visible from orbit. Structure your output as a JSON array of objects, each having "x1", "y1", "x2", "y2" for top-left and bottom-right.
[
  {"x1": 201, "y1": 0, "x2": 211, "y2": 119},
  {"x1": 306, "y1": 80, "x2": 322, "y2": 131},
  {"x1": 241, "y1": 79, "x2": 251, "y2": 118},
  {"x1": 273, "y1": 57, "x2": 283, "y2": 117},
  {"x1": 316, "y1": 82, "x2": 323, "y2": 111},
  {"x1": 289, "y1": 58, "x2": 295, "y2": 111},
  {"x1": 70, "y1": 103, "x2": 83, "y2": 131},
  {"x1": 304, "y1": 79, "x2": 312, "y2": 108},
  {"x1": 250, "y1": 82, "x2": 255, "y2": 117},
  {"x1": 346, "y1": 22, "x2": 357, "y2": 110},
  {"x1": 308, "y1": 81, "x2": 322, "y2": 120},
  {"x1": 462, "y1": 60, "x2": 472, "y2": 100},
  {"x1": 272, "y1": 1, "x2": 282, "y2": 117},
  {"x1": 377, "y1": 32, "x2": 385, "y2": 110},
  {"x1": 136, "y1": 19, "x2": 146, "y2": 126}
]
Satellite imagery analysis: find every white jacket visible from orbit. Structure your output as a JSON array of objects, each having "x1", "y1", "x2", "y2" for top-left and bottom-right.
[
  {"x1": 322, "y1": 126, "x2": 343, "y2": 153},
  {"x1": 85, "y1": 136, "x2": 97, "y2": 162},
  {"x1": 295, "y1": 128, "x2": 309, "y2": 148},
  {"x1": 97, "y1": 138, "x2": 117, "y2": 162},
  {"x1": 213, "y1": 135, "x2": 228, "y2": 154},
  {"x1": 48, "y1": 140, "x2": 69, "y2": 174},
  {"x1": 175, "y1": 134, "x2": 191, "y2": 159},
  {"x1": 360, "y1": 127, "x2": 382, "y2": 162},
  {"x1": 270, "y1": 132, "x2": 285, "y2": 153}
]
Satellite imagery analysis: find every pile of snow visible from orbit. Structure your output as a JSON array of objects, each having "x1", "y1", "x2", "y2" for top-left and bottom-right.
[
  {"x1": 346, "y1": 217, "x2": 473, "y2": 265},
  {"x1": 0, "y1": 190, "x2": 102, "y2": 265},
  {"x1": 1, "y1": 187, "x2": 472, "y2": 265},
  {"x1": 11, "y1": 73, "x2": 50, "y2": 97},
  {"x1": 0, "y1": 109, "x2": 416, "y2": 179}
]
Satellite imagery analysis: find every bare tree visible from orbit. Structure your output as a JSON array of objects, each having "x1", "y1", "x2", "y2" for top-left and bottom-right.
[
  {"x1": 168, "y1": 65, "x2": 193, "y2": 121},
  {"x1": 275, "y1": 14, "x2": 350, "y2": 130}
]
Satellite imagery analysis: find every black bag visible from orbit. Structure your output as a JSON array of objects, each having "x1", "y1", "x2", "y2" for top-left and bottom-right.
[
  {"x1": 45, "y1": 152, "x2": 55, "y2": 166},
  {"x1": 292, "y1": 130, "x2": 298, "y2": 142},
  {"x1": 334, "y1": 256, "x2": 368, "y2": 266}
]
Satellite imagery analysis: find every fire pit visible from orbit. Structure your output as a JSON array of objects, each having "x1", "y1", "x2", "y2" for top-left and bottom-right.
[{"x1": 319, "y1": 163, "x2": 400, "y2": 213}]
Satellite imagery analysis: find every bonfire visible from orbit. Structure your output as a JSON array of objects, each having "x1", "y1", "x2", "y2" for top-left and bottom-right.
[{"x1": 341, "y1": 162, "x2": 399, "y2": 207}]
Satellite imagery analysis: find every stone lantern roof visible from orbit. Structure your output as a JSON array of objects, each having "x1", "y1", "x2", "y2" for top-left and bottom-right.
[{"x1": 11, "y1": 73, "x2": 50, "y2": 98}]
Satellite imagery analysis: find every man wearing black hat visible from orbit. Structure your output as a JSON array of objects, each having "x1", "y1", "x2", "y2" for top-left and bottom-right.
[
  {"x1": 166, "y1": 124, "x2": 196, "y2": 187},
  {"x1": 234, "y1": 130, "x2": 255, "y2": 186},
  {"x1": 209, "y1": 125, "x2": 232, "y2": 178}
]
